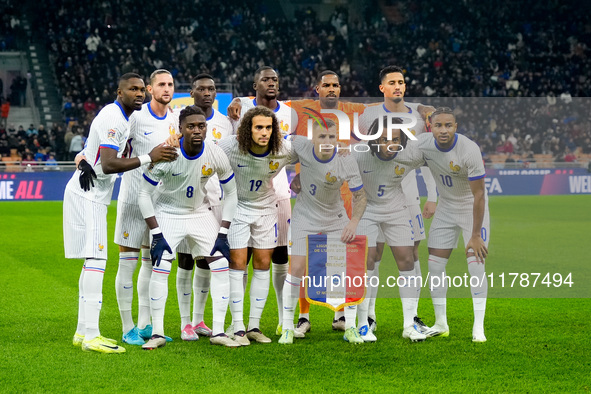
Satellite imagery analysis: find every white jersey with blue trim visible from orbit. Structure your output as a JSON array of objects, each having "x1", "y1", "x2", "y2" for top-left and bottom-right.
[
  {"x1": 65, "y1": 101, "x2": 131, "y2": 205},
  {"x1": 142, "y1": 140, "x2": 234, "y2": 217},
  {"x1": 353, "y1": 145, "x2": 416, "y2": 221},
  {"x1": 395, "y1": 133, "x2": 487, "y2": 211},
  {"x1": 232, "y1": 97, "x2": 298, "y2": 201},
  {"x1": 118, "y1": 102, "x2": 178, "y2": 204},
  {"x1": 358, "y1": 101, "x2": 428, "y2": 206},
  {"x1": 292, "y1": 136, "x2": 363, "y2": 224},
  {"x1": 218, "y1": 136, "x2": 294, "y2": 216},
  {"x1": 203, "y1": 108, "x2": 234, "y2": 207}
]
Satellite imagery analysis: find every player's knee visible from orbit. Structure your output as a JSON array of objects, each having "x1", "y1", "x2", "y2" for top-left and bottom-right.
[
  {"x1": 177, "y1": 253, "x2": 195, "y2": 270},
  {"x1": 195, "y1": 258, "x2": 209, "y2": 269},
  {"x1": 272, "y1": 246, "x2": 288, "y2": 265}
]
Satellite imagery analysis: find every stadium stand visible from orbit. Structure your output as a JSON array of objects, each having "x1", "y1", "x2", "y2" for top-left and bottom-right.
[{"x1": 0, "y1": 0, "x2": 588, "y2": 166}]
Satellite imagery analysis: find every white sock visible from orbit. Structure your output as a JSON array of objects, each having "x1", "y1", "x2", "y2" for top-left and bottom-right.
[
  {"x1": 334, "y1": 310, "x2": 344, "y2": 320},
  {"x1": 137, "y1": 250, "x2": 152, "y2": 329},
  {"x1": 368, "y1": 260, "x2": 380, "y2": 319},
  {"x1": 115, "y1": 252, "x2": 139, "y2": 333},
  {"x1": 176, "y1": 267, "x2": 193, "y2": 329},
  {"x1": 398, "y1": 269, "x2": 417, "y2": 328},
  {"x1": 76, "y1": 265, "x2": 86, "y2": 334},
  {"x1": 209, "y1": 259, "x2": 230, "y2": 336},
  {"x1": 150, "y1": 260, "x2": 172, "y2": 337},
  {"x1": 272, "y1": 262, "x2": 289, "y2": 324},
  {"x1": 229, "y1": 269, "x2": 245, "y2": 332},
  {"x1": 243, "y1": 270, "x2": 249, "y2": 292},
  {"x1": 298, "y1": 312, "x2": 310, "y2": 320},
  {"x1": 282, "y1": 274, "x2": 301, "y2": 331},
  {"x1": 248, "y1": 269, "x2": 270, "y2": 331},
  {"x1": 413, "y1": 260, "x2": 422, "y2": 316},
  {"x1": 428, "y1": 255, "x2": 449, "y2": 327},
  {"x1": 467, "y1": 256, "x2": 488, "y2": 333},
  {"x1": 344, "y1": 305, "x2": 357, "y2": 329},
  {"x1": 82, "y1": 259, "x2": 106, "y2": 341},
  {"x1": 192, "y1": 267, "x2": 210, "y2": 326},
  {"x1": 357, "y1": 298, "x2": 369, "y2": 329}
]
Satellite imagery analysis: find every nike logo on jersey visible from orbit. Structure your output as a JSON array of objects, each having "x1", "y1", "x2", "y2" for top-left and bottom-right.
[
  {"x1": 237, "y1": 164, "x2": 248, "y2": 168},
  {"x1": 144, "y1": 131, "x2": 154, "y2": 135},
  {"x1": 363, "y1": 170, "x2": 373, "y2": 173},
  {"x1": 172, "y1": 173, "x2": 182, "y2": 176}
]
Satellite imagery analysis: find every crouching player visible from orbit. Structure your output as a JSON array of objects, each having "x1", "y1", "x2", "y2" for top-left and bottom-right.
[{"x1": 138, "y1": 106, "x2": 240, "y2": 348}]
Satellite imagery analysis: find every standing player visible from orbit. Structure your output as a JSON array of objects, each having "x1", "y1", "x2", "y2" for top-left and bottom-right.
[
  {"x1": 113, "y1": 69, "x2": 179, "y2": 345},
  {"x1": 137, "y1": 105, "x2": 239, "y2": 349},
  {"x1": 393, "y1": 107, "x2": 490, "y2": 342},
  {"x1": 358, "y1": 65, "x2": 437, "y2": 333},
  {"x1": 354, "y1": 117, "x2": 427, "y2": 342},
  {"x1": 289, "y1": 70, "x2": 368, "y2": 333},
  {"x1": 279, "y1": 119, "x2": 367, "y2": 345},
  {"x1": 64, "y1": 73, "x2": 177, "y2": 353},
  {"x1": 218, "y1": 106, "x2": 294, "y2": 345},
  {"x1": 226, "y1": 67, "x2": 297, "y2": 336},
  {"x1": 175, "y1": 74, "x2": 234, "y2": 340}
]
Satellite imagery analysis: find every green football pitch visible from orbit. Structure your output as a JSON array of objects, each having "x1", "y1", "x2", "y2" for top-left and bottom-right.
[{"x1": 0, "y1": 195, "x2": 589, "y2": 392}]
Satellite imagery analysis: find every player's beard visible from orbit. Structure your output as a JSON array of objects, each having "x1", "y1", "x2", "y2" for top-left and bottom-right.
[
  {"x1": 155, "y1": 95, "x2": 172, "y2": 106},
  {"x1": 393, "y1": 97, "x2": 403, "y2": 104}
]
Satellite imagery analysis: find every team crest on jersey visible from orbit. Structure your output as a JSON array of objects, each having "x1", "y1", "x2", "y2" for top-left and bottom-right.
[
  {"x1": 269, "y1": 160, "x2": 279, "y2": 173},
  {"x1": 279, "y1": 120, "x2": 289, "y2": 132},
  {"x1": 394, "y1": 165, "x2": 406, "y2": 176},
  {"x1": 169, "y1": 124, "x2": 176, "y2": 135},
  {"x1": 98, "y1": 243, "x2": 105, "y2": 251},
  {"x1": 212, "y1": 128, "x2": 222, "y2": 140},
  {"x1": 202, "y1": 164, "x2": 213, "y2": 177},
  {"x1": 107, "y1": 129, "x2": 116, "y2": 139},
  {"x1": 325, "y1": 172, "x2": 337, "y2": 184},
  {"x1": 449, "y1": 161, "x2": 461, "y2": 173},
  {"x1": 123, "y1": 231, "x2": 129, "y2": 240}
]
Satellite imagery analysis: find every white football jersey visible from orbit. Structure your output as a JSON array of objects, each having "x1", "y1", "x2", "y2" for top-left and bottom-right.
[
  {"x1": 218, "y1": 136, "x2": 293, "y2": 216},
  {"x1": 204, "y1": 108, "x2": 234, "y2": 207},
  {"x1": 353, "y1": 145, "x2": 416, "y2": 221},
  {"x1": 118, "y1": 102, "x2": 179, "y2": 204},
  {"x1": 142, "y1": 140, "x2": 234, "y2": 217},
  {"x1": 291, "y1": 136, "x2": 363, "y2": 226},
  {"x1": 395, "y1": 133, "x2": 487, "y2": 211},
  {"x1": 358, "y1": 102, "x2": 429, "y2": 206},
  {"x1": 65, "y1": 101, "x2": 131, "y2": 205},
  {"x1": 233, "y1": 97, "x2": 298, "y2": 201}
]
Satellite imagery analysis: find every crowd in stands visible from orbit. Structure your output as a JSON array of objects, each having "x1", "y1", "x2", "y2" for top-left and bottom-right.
[{"x1": 2, "y1": 0, "x2": 589, "y2": 164}]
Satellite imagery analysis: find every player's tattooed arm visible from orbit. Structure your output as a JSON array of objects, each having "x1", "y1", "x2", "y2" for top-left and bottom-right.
[
  {"x1": 417, "y1": 104, "x2": 436, "y2": 121},
  {"x1": 341, "y1": 187, "x2": 367, "y2": 243},
  {"x1": 466, "y1": 177, "x2": 488, "y2": 261}
]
